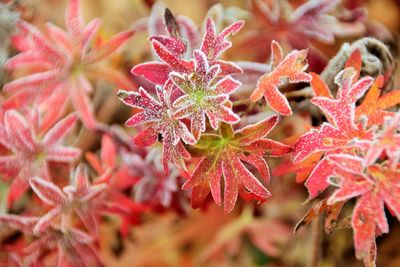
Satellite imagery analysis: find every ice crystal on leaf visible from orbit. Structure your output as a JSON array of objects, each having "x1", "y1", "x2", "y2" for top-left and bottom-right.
[
  {"x1": 309, "y1": 68, "x2": 373, "y2": 133},
  {"x1": 29, "y1": 164, "x2": 106, "y2": 235},
  {"x1": 150, "y1": 8, "x2": 190, "y2": 58},
  {"x1": 293, "y1": 61, "x2": 375, "y2": 198},
  {"x1": 363, "y1": 114, "x2": 400, "y2": 169},
  {"x1": 324, "y1": 155, "x2": 400, "y2": 266},
  {"x1": 355, "y1": 75, "x2": 400, "y2": 126},
  {"x1": 250, "y1": 41, "x2": 312, "y2": 116},
  {"x1": 132, "y1": 12, "x2": 244, "y2": 85},
  {"x1": 135, "y1": 37, "x2": 194, "y2": 85},
  {"x1": 183, "y1": 115, "x2": 291, "y2": 213},
  {"x1": 200, "y1": 17, "x2": 244, "y2": 69},
  {"x1": 126, "y1": 10, "x2": 245, "y2": 165},
  {"x1": 0, "y1": 110, "x2": 80, "y2": 206},
  {"x1": 170, "y1": 49, "x2": 241, "y2": 140},
  {"x1": 3, "y1": 0, "x2": 135, "y2": 128},
  {"x1": 118, "y1": 81, "x2": 195, "y2": 174},
  {"x1": 292, "y1": 50, "x2": 400, "y2": 267}
]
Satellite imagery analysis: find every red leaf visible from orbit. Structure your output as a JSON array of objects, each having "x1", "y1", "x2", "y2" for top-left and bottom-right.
[
  {"x1": 310, "y1": 72, "x2": 333, "y2": 98},
  {"x1": 184, "y1": 117, "x2": 289, "y2": 213},
  {"x1": 251, "y1": 41, "x2": 312, "y2": 116},
  {"x1": 118, "y1": 82, "x2": 195, "y2": 173},
  {"x1": 345, "y1": 49, "x2": 362, "y2": 81},
  {"x1": 29, "y1": 177, "x2": 67, "y2": 205}
]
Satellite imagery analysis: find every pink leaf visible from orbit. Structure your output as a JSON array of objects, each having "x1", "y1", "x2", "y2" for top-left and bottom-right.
[
  {"x1": 65, "y1": 0, "x2": 84, "y2": 37},
  {"x1": 33, "y1": 207, "x2": 62, "y2": 234},
  {"x1": 70, "y1": 78, "x2": 96, "y2": 129},
  {"x1": 42, "y1": 113, "x2": 77, "y2": 147},
  {"x1": 4, "y1": 110, "x2": 36, "y2": 152},
  {"x1": 46, "y1": 146, "x2": 81, "y2": 162},
  {"x1": 3, "y1": 70, "x2": 61, "y2": 94},
  {"x1": 29, "y1": 177, "x2": 67, "y2": 205},
  {"x1": 131, "y1": 62, "x2": 171, "y2": 84},
  {"x1": 0, "y1": 214, "x2": 39, "y2": 235},
  {"x1": 86, "y1": 29, "x2": 134, "y2": 63},
  {"x1": 201, "y1": 18, "x2": 244, "y2": 61}
]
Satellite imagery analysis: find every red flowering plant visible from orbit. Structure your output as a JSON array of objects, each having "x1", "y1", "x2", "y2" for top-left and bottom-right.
[{"x1": 1, "y1": 0, "x2": 400, "y2": 266}]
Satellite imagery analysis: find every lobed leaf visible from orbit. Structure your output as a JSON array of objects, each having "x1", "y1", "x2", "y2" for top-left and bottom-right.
[{"x1": 250, "y1": 41, "x2": 312, "y2": 116}]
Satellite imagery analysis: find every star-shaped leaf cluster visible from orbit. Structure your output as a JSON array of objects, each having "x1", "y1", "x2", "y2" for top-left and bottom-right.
[
  {"x1": 170, "y1": 49, "x2": 241, "y2": 140},
  {"x1": 0, "y1": 214, "x2": 102, "y2": 267},
  {"x1": 4, "y1": 0, "x2": 135, "y2": 128},
  {"x1": 118, "y1": 81, "x2": 195, "y2": 174},
  {"x1": 183, "y1": 115, "x2": 291, "y2": 213},
  {"x1": 120, "y1": 14, "x2": 245, "y2": 173},
  {"x1": 132, "y1": 12, "x2": 243, "y2": 85},
  {"x1": 0, "y1": 110, "x2": 80, "y2": 205},
  {"x1": 29, "y1": 164, "x2": 106, "y2": 235}
]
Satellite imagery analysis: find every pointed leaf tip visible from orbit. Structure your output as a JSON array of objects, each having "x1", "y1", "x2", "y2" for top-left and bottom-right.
[
  {"x1": 164, "y1": 8, "x2": 179, "y2": 37},
  {"x1": 117, "y1": 90, "x2": 129, "y2": 99}
]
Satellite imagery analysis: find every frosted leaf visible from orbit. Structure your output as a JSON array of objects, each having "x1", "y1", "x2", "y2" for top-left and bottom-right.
[
  {"x1": 118, "y1": 81, "x2": 195, "y2": 173},
  {"x1": 0, "y1": 111, "x2": 79, "y2": 206},
  {"x1": 4, "y1": 0, "x2": 135, "y2": 128},
  {"x1": 183, "y1": 116, "x2": 292, "y2": 213},
  {"x1": 170, "y1": 49, "x2": 241, "y2": 140},
  {"x1": 250, "y1": 41, "x2": 312, "y2": 116}
]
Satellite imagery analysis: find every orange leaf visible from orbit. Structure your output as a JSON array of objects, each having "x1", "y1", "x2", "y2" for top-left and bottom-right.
[
  {"x1": 310, "y1": 72, "x2": 333, "y2": 98},
  {"x1": 345, "y1": 49, "x2": 362, "y2": 81}
]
